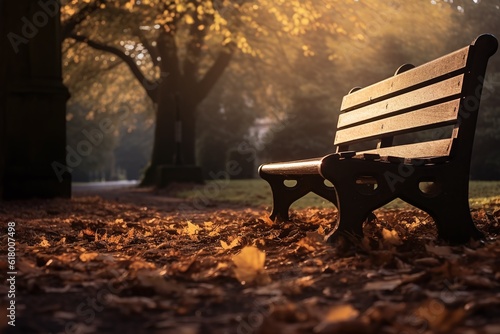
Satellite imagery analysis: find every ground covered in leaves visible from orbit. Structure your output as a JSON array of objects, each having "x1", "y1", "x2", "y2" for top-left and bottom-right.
[{"x1": 1, "y1": 187, "x2": 500, "y2": 334}]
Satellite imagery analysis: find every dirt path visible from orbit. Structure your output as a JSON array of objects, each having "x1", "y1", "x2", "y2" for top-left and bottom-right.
[{"x1": 1, "y1": 188, "x2": 499, "y2": 333}]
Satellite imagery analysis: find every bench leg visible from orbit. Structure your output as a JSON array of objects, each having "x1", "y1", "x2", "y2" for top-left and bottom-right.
[
  {"x1": 404, "y1": 191, "x2": 483, "y2": 244},
  {"x1": 320, "y1": 157, "x2": 396, "y2": 243},
  {"x1": 432, "y1": 201, "x2": 483, "y2": 244},
  {"x1": 261, "y1": 174, "x2": 337, "y2": 221},
  {"x1": 324, "y1": 188, "x2": 373, "y2": 242},
  {"x1": 399, "y1": 169, "x2": 484, "y2": 244}
]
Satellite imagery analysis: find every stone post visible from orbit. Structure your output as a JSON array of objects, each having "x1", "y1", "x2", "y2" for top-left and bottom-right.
[{"x1": 0, "y1": 0, "x2": 71, "y2": 199}]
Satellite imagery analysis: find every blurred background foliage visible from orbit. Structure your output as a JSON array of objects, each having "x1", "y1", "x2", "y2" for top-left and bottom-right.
[{"x1": 61, "y1": 0, "x2": 500, "y2": 181}]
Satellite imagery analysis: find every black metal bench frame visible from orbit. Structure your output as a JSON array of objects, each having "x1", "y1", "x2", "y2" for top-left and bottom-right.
[{"x1": 259, "y1": 34, "x2": 498, "y2": 244}]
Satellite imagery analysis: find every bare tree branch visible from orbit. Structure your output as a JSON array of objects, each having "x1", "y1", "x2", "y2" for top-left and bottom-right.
[
  {"x1": 68, "y1": 33, "x2": 159, "y2": 102},
  {"x1": 157, "y1": 30, "x2": 182, "y2": 88},
  {"x1": 195, "y1": 47, "x2": 234, "y2": 103}
]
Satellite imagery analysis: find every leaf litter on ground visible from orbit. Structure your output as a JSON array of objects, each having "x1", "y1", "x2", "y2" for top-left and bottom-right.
[{"x1": 1, "y1": 193, "x2": 499, "y2": 333}]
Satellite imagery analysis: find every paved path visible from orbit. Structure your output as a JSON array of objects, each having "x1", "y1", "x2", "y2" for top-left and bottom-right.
[
  {"x1": 71, "y1": 180, "x2": 195, "y2": 213},
  {"x1": 72, "y1": 180, "x2": 140, "y2": 194}
]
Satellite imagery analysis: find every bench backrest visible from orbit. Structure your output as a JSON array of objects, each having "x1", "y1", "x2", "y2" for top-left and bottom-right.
[{"x1": 334, "y1": 34, "x2": 498, "y2": 162}]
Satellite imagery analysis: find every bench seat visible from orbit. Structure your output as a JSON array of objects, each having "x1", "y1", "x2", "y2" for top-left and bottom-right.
[{"x1": 259, "y1": 34, "x2": 498, "y2": 244}]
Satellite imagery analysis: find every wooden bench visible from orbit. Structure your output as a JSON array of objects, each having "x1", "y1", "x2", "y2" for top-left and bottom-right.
[{"x1": 259, "y1": 34, "x2": 498, "y2": 244}]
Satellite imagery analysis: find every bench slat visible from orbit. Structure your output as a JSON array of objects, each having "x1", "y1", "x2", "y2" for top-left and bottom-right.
[
  {"x1": 360, "y1": 138, "x2": 453, "y2": 159},
  {"x1": 259, "y1": 35, "x2": 497, "y2": 243},
  {"x1": 337, "y1": 74, "x2": 464, "y2": 128},
  {"x1": 334, "y1": 99, "x2": 460, "y2": 145},
  {"x1": 341, "y1": 46, "x2": 469, "y2": 111},
  {"x1": 260, "y1": 158, "x2": 321, "y2": 175}
]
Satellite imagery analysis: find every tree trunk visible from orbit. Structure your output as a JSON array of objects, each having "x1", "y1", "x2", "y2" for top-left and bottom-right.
[
  {"x1": 151, "y1": 91, "x2": 176, "y2": 167},
  {"x1": 180, "y1": 98, "x2": 197, "y2": 165},
  {"x1": 141, "y1": 91, "x2": 199, "y2": 185},
  {"x1": 141, "y1": 78, "x2": 199, "y2": 185},
  {"x1": 141, "y1": 28, "x2": 207, "y2": 186},
  {"x1": 65, "y1": 26, "x2": 233, "y2": 187}
]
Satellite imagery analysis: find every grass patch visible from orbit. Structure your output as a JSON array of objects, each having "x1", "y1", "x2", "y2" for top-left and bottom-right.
[{"x1": 172, "y1": 179, "x2": 500, "y2": 210}]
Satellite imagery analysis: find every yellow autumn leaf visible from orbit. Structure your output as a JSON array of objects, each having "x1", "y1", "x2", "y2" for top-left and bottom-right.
[
  {"x1": 221, "y1": 236, "x2": 241, "y2": 250},
  {"x1": 415, "y1": 299, "x2": 466, "y2": 332},
  {"x1": 79, "y1": 252, "x2": 99, "y2": 262},
  {"x1": 232, "y1": 246, "x2": 266, "y2": 284},
  {"x1": 39, "y1": 237, "x2": 51, "y2": 248},
  {"x1": 324, "y1": 304, "x2": 359, "y2": 322},
  {"x1": 315, "y1": 304, "x2": 360, "y2": 332},
  {"x1": 382, "y1": 228, "x2": 402, "y2": 246},
  {"x1": 186, "y1": 221, "x2": 200, "y2": 235}
]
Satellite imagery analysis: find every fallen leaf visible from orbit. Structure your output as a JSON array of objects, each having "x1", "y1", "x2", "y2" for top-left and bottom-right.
[
  {"x1": 317, "y1": 225, "x2": 325, "y2": 235},
  {"x1": 297, "y1": 232, "x2": 324, "y2": 251},
  {"x1": 464, "y1": 296, "x2": 500, "y2": 318},
  {"x1": 221, "y1": 236, "x2": 241, "y2": 250},
  {"x1": 203, "y1": 221, "x2": 214, "y2": 228},
  {"x1": 262, "y1": 215, "x2": 275, "y2": 226},
  {"x1": 232, "y1": 246, "x2": 267, "y2": 285},
  {"x1": 186, "y1": 221, "x2": 200, "y2": 235},
  {"x1": 129, "y1": 260, "x2": 156, "y2": 271},
  {"x1": 324, "y1": 304, "x2": 359, "y2": 322},
  {"x1": 95, "y1": 254, "x2": 116, "y2": 263},
  {"x1": 414, "y1": 299, "x2": 466, "y2": 333},
  {"x1": 268, "y1": 302, "x2": 309, "y2": 322},
  {"x1": 362, "y1": 301, "x2": 406, "y2": 324},
  {"x1": 314, "y1": 304, "x2": 363, "y2": 333},
  {"x1": 382, "y1": 228, "x2": 402, "y2": 246},
  {"x1": 79, "y1": 252, "x2": 99, "y2": 262},
  {"x1": 39, "y1": 237, "x2": 51, "y2": 248},
  {"x1": 461, "y1": 275, "x2": 497, "y2": 289},
  {"x1": 401, "y1": 271, "x2": 427, "y2": 284},
  {"x1": 430, "y1": 260, "x2": 472, "y2": 278},
  {"x1": 297, "y1": 238, "x2": 316, "y2": 252},
  {"x1": 363, "y1": 278, "x2": 402, "y2": 291}
]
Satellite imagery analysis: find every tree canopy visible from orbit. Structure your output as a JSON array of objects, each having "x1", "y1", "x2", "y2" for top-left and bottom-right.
[{"x1": 61, "y1": 0, "x2": 500, "y2": 181}]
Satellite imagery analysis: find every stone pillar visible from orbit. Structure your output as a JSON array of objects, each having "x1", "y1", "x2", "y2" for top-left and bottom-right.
[{"x1": 0, "y1": 0, "x2": 71, "y2": 199}]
